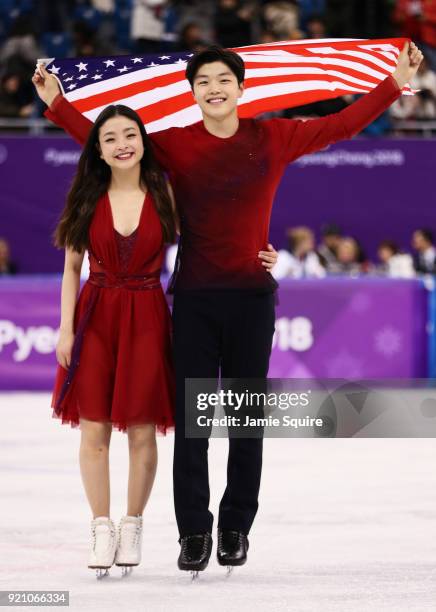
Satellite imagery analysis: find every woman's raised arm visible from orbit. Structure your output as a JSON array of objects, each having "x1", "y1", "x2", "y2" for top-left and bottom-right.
[{"x1": 33, "y1": 64, "x2": 93, "y2": 146}]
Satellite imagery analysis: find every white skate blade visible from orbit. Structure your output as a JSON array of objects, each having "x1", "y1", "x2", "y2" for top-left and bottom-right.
[{"x1": 95, "y1": 568, "x2": 110, "y2": 579}]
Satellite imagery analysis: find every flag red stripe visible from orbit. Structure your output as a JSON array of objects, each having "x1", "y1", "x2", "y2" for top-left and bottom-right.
[
  {"x1": 135, "y1": 91, "x2": 194, "y2": 124},
  {"x1": 73, "y1": 69, "x2": 186, "y2": 112},
  {"x1": 231, "y1": 37, "x2": 407, "y2": 54}
]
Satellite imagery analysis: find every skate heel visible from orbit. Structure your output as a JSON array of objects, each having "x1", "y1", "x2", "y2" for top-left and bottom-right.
[
  {"x1": 87, "y1": 517, "x2": 117, "y2": 578},
  {"x1": 114, "y1": 515, "x2": 143, "y2": 571}
]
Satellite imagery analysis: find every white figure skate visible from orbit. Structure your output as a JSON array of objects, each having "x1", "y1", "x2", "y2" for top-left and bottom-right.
[
  {"x1": 115, "y1": 515, "x2": 143, "y2": 576},
  {"x1": 87, "y1": 516, "x2": 117, "y2": 579}
]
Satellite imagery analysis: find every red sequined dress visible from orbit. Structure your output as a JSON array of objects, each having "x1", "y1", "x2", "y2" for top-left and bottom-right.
[{"x1": 51, "y1": 191, "x2": 175, "y2": 434}]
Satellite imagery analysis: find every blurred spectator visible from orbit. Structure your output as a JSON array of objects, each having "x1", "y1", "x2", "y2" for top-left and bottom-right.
[
  {"x1": 0, "y1": 238, "x2": 17, "y2": 275},
  {"x1": 317, "y1": 223, "x2": 341, "y2": 270},
  {"x1": 165, "y1": 243, "x2": 178, "y2": 275},
  {"x1": 325, "y1": 0, "x2": 355, "y2": 38},
  {"x1": 272, "y1": 226, "x2": 326, "y2": 279},
  {"x1": 361, "y1": 109, "x2": 392, "y2": 136},
  {"x1": 412, "y1": 55, "x2": 436, "y2": 118},
  {"x1": 0, "y1": 15, "x2": 42, "y2": 65},
  {"x1": 390, "y1": 55, "x2": 436, "y2": 120},
  {"x1": 35, "y1": 0, "x2": 74, "y2": 35},
  {"x1": 131, "y1": 0, "x2": 168, "y2": 54},
  {"x1": 72, "y1": 19, "x2": 115, "y2": 56},
  {"x1": 298, "y1": 0, "x2": 327, "y2": 29},
  {"x1": 421, "y1": 0, "x2": 436, "y2": 70},
  {"x1": 393, "y1": 0, "x2": 423, "y2": 40},
  {"x1": 258, "y1": 29, "x2": 277, "y2": 43},
  {"x1": 173, "y1": 0, "x2": 215, "y2": 44},
  {"x1": 0, "y1": 70, "x2": 34, "y2": 118},
  {"x1": 177, "y1": 22, "x2": 208, "y2": 52},
  {"x1": 285, "y1": 95, "x2": 350, "y2": 120},
  {"x1": 214, "y1": 0, "x2": 253, "y2": 49},
  {"x1": 262, "y1": 1, "x2": 303, "y2": 40},
  {"x1": 305, "y1": 14, "x2": 328, "y2": 38},
  {"x1": 91, "y1": 0, "x2": 115, "y2": 11},
  {"x1": 354, "y1": 0, "x2": 394, "y2": 38},
  {"x1": 329, "y1": 237, "x2": 365, "y2": 275},
  {"x1": 412, "y1": 228, "x2": 436, "y2": 274},
  {"x1": 377, "y1": 239, "x2": 415, "y2": 278}
]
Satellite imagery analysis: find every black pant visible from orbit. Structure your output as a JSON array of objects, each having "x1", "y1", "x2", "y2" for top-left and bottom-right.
[{"x1": 172, "y1": 290, "x2": 276, "y2": 537}]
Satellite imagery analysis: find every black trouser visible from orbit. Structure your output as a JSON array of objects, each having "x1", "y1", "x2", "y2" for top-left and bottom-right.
[{"x1": 172, "y1": 290, "x2": 276, "y2": 537}]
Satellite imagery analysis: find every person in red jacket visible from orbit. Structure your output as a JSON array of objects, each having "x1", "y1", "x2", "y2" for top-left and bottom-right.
[
  {"x1": 33, "y1": 41, "x2": 422, "y2": 575},
  {"x1": 422, "y1": 0, "x2": 436, "y2": 69}
]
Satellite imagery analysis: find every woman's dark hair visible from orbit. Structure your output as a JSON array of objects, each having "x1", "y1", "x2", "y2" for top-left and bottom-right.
[
  {"x1": 185, "y1": 45, "x2": 245, "y2": 88},
  {"x1": 54, "y1": 104, "x2": 176, "y2": 252},
  {"x1": 378, "y1": 240, "x2": 399, "y2": 255}
]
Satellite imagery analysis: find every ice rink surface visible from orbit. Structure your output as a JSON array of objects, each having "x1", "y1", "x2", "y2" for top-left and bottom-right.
[{"x1": 1, "y1": 392, "x2": 436, "y2": 612}]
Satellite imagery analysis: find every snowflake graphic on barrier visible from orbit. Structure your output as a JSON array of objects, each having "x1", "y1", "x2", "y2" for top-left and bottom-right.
[{"x1": 374, "y1": 326, "x2": 402, "y2": 358}]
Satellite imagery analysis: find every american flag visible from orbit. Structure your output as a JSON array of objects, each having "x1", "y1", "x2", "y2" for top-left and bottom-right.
[{"x1": 39, "y1": 37, "x2": 411, "y2": 134}]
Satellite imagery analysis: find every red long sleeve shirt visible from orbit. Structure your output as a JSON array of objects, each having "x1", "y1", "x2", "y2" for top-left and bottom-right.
[{"x1": 45, "y1": 75, "x2": 400, "y2": 291}]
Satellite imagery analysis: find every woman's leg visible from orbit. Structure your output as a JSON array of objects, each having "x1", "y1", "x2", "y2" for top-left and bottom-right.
[
  {"x1": 79, "y1": 418, "x2": 112, "y2": 518},
  {"x1": 126, "y1": 424, "x2": 157, "y2": 516}
]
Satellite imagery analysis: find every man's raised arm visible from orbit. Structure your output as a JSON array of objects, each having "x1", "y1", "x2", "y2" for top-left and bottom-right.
[
  {"x1": 280, "y1": 41, "x2": 423, "y2": 164},
  {"x1": 33, "y1": 64, "x2": 92, "y2": 146}
]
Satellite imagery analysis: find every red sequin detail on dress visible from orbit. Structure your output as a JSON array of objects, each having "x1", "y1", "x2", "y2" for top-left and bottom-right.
[{"x1": 114, "y1": 227, "x2": 138, "y2": 271}]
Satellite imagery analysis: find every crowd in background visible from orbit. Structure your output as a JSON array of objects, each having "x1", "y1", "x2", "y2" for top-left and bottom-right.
[
  {"x1": 269, "y1": 225, "x2": 436, "y2": 280},
  {"x1": 0, "y1": 1, "x2": 436, "y2": 129},
  {"x1": 2, "y1": 227, "x2": 435, "y2": 278}
]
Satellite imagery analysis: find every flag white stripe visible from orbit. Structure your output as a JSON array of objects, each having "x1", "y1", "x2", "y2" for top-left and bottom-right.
[
  {"x1": 240, "y1": 80, "x2": 368, "y2": 105},
  {"x1": 234, "y1": 38, "x2": 363, "y2": 50},
  {"x1": 245, "y1": 67, "x2": 380, "y2": 89},
  {"x1": 144, "y1": 105, "x2": 202, "y2": 133},
  {"x1": 237, "y1": 53, "x2": 393, "y2": 80},
  {"x1": 308, "y1": 47, "x2": 397, "y2": 71}
]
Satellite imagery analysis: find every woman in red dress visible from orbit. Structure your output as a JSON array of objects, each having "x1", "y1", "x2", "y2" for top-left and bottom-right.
[{"x1": 48, "y1": 99, "x2": 177, "y2": 576}]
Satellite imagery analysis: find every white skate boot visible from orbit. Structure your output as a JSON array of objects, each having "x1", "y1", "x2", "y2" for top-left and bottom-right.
[
  {"x1": 115, "y1": 515, "x2": 143, "y2": 575},
  {"x1": 87, "y1": 516, "x2": 117, "y2": 578}
]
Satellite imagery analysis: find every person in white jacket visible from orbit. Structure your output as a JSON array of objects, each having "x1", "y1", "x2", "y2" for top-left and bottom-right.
[
  {"x1": 131, "y1": 0, "x2": 166, "y2": 53},
  {"x1": 272, "y1": 226, "x2": 326, "y2": 280}
]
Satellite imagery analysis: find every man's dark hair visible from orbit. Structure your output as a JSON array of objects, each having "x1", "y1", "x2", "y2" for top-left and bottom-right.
[
  {"x1": 321, "y1": 223, "x2": 342, "y2": 237},
  {"x1": 416, "y1": 228, "x2": 434, "y2": 244},
  {"x1": 185, "y1": 45, "x2": 245, "y2": 88}
]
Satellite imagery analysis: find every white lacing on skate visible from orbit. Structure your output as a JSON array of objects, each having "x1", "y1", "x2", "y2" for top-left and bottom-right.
[
  {"x1": 91, "y1": 519, "x2": 116, "y2": 552},
  {"x1": 118, "y1": 516, "x2": 142, "y2": 548}
]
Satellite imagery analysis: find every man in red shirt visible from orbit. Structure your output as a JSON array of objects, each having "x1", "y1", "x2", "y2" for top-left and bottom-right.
[{"x1": 34, "y1": 41, "x2": 422, "y2": 575}]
